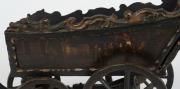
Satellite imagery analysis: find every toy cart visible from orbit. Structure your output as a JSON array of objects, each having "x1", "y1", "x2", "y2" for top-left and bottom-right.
[{"x1": 1, "y1": 0, "x2": 180, "y2": 89}]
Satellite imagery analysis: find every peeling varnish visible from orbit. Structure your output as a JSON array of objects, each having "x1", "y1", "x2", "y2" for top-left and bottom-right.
[
  {"x1": 63, "y1": 44, "x2": 90, "y2": 56},
  {"x1": 17, "y1": 68, "x2": 97, "y2": 73},
  {"x1": 178, "y1": 41, "x2": 180, "y2": 45},
  {"x1": 12, "y1": 53, "x2": 17, "y2": 59},
  {"x1": 138, "y1": 41, "x2": 145, "y2": 50},
  {"x1": 10, "y1": 38, "x2": 18, "y2": 67},
  {"x1": 12, "y1": 47, "x2": 15, "y2": 50},
  {"x1": 89, "y1": 68, "x2": 97, "y2": 71},
  {"x1": 123, "y1": 33, "x2": 132, "y2": 46},
  {"x1": 10, "y1": 38, "x2": 15, "y2": 44},
  {"x1": 162, "y1": 31, "x2": 179, "y2": 53},
  {"x1": 167, "y1": 34, "x2": 176, "y2": 46},
  {"x1": 119, "y1": 43, "x2": 123, "y2": 48}
]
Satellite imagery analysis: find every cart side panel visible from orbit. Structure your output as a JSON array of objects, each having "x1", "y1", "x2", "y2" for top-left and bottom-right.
[
  {"x1": 11, "y1": 20, "x2": 179, "y2": 70},
  {"x1": 15, "y1": 38, "x2": 95, "y2": 69}
]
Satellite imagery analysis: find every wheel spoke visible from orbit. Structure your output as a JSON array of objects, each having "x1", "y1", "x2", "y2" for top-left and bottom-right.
[
  {"x1": 144, "y1": 81, "x2": 149, "y2": 86},
  {"x1": 144, "y1": 80, "x2": 154, "y2": 89},
  {"x1": 133, "y1": 76, "x2": 140, "y2": 89},
  {"x1": 110, "y1": 78, "x2": 124, "y2": 88},
  {"x1": 144, "y1": 83, "x2": 154, "y2": 89},
  {"x1": 124, "y1": 70, "x2": 131, "y2": 89},
  {"x1": 100, "y1": 78, "x2": 112, "y2": 89},
  {"x1": 105, "y1": 76, "x2": 112, "y2": 83},
  {"x1": 161, "y1": 76, "x2": 168, "y2": 78}
]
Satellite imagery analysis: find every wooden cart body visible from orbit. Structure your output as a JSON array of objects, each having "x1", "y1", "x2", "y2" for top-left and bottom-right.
[
  {"x1": 3, "y1": 0, "x2": 180, "y2": 89},
  {"x1": 5, "y1": 12, "x2": 180, "y2": 77}
]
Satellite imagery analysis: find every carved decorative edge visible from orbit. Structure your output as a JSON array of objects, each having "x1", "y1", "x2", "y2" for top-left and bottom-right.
[{"x1": 6, "y1": 1, "x2": 180, "y2": 32}]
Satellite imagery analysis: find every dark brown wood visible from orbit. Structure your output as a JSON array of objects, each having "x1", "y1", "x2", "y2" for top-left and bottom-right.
[
  {"x1": 17, "y1": 77, "x2": 67, "y2": 89},
  {"x1": 5, "y1": 16, "x2": 180, "y2": 76},
  {"x1": 3, "y1": 0, "x2": 180, "y2": 89},
  {"x1": 83, "y1": 65, "x2": 167, "y2": 89}
]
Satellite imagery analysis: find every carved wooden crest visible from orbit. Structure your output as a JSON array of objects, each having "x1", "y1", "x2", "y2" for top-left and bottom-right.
[{"x1": 6, "y1": 1, "x2": 180, "y2": 32}]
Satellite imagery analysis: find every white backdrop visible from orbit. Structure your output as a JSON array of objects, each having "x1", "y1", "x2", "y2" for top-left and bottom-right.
[{"x1": 0, "y1": 0, "x2": 179, "y2": 89}]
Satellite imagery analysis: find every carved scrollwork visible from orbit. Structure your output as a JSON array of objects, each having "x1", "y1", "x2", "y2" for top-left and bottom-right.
[
  {"x1": 52, "y1": 8, "x2": 180, "y2": 31},
  {"x1": 6, "y1": 1, "x2": 180, "y2": 32},
  {"x1": 50, "y1": 14, "x2": 118, "y2": 31}
]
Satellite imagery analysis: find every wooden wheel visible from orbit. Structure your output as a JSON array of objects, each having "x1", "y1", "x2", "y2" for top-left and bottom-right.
[
  {"x1": 83, "y1": 64, "x2": 167, "y2": 89},
  {"x1": 16, "y1": 77, "x2": 68, "y2": 89},
  {"x1": 161, "y1": 64, "x2": 174, "y2": 89},
  {"x1": 104, "y1": 64, "x2": 174, "y2": 89},
  {"x1": 7, "y1": 73, "x2": 61, "y2": 88}
]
